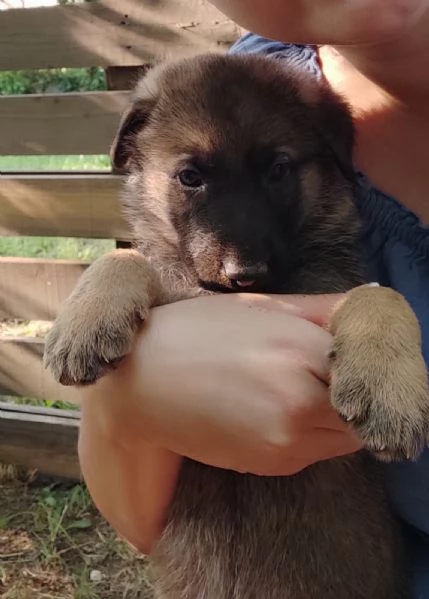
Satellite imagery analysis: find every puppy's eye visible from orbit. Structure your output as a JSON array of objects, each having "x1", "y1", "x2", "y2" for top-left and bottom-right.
[
  {"x1": 267, "y1": 156, "x2": 291, "y2": 183},
  {"x1": 177, "y1": 168, "x2": 204, "y2": 189}
]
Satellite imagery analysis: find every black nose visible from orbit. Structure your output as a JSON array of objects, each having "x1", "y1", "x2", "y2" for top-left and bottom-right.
[{"x1": 223, "y1": 259, "x2": 268, "y2": 283}]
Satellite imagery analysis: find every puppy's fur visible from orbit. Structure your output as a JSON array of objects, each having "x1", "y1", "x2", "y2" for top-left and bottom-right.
[{"x1": 44, "y1": 54, "x2": 429, "y2": 598}]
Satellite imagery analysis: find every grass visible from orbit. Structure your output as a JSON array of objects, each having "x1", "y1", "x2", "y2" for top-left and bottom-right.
[
  {"x1": 0, "y1": 154, "x2": 111, "y2": 171},
  {"x1": 0, "y1": 236, "x2": 114, "y2": 261},
  {"x1": 0, "y1": 466, "x2": 152, "y2": 599}
]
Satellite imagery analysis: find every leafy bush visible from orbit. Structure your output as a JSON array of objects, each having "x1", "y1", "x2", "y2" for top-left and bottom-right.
[{"x1": 0, "y1": 66, "x2": 106, "y2": 95}]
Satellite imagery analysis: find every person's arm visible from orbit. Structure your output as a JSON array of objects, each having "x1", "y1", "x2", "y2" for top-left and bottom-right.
[
  {"x1": 77, "y1": 293, "x2": 360, "y2": 554},
  {"x1": 210, "y1": 0, "x2": 425, "y2": 46},
  {"x1": 78, "y1": 389, "x2": 182, "y2": 555}
]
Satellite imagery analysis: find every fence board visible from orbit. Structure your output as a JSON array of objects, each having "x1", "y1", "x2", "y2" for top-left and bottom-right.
[
  {"x1": 0, "y1": 257, "x2": 87, "y2": 321},
  {"x1": 0, "y1": 173, "x2": 129, "y2": 239},
  {"x1": 0, "y1": 401, "x2": 80, "y2": 479},
  {"x1": 0, "y1": 337, "x2": 80, "y2": 404},
  {"x1": 0, "y1": 0, "x2": 238, "y2": 71},
  {"x1": 0, "y1": 91, "x2": 128, "y2": 155}
]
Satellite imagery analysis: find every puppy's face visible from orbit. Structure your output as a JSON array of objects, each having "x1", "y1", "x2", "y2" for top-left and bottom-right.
[{"x1": 111, "y1": 54, "x2": 359, "y2": 293}]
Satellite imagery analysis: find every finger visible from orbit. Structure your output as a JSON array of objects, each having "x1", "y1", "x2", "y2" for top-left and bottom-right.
[
  {"x1": 271, "y1": 284, "x2": 380, "y2": 326},
  {"x1": 287, "y1": 371, "x2": 361, "y2": 435},
  {"x1": 234, "y1": 291, "x2": 345, "y2": 327},
  {"x1": 274, "y1": 293, "x2": 345, "y2": 327},
  {"x1": 315, "y1": 403, "x2": 360, "y2": 433},
  {"x1": 259, "y1": 430, "x2": 362, "y2": 477},
  {"x1": 231, "y1": 295, "x2": 335, "y2": 381},
  {"x1": 276, "y1": 369, "x2": 332, "y2": 420},
  {"x1": 296, "y1": 428, "x2": 362, "y2": 461}
]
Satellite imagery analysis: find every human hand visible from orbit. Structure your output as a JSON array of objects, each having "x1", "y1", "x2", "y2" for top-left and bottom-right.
[
  {"x1": 83, "y1": 292, "x2": 361, "y2": 476},
  {"x1": 77, "y1": 292, "x2": 361, "y2": 553}
]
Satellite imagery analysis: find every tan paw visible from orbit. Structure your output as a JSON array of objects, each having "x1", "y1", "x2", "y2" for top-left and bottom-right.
[
  {"x1": 44, "y1": 301, "x2": 148, "y2": 386},
  {"x1": 329, "y1": 285, "x2": 429, "y2": 462},
  {"x1": 330, "y1": 341, "x2": 429, "y2": 461}
]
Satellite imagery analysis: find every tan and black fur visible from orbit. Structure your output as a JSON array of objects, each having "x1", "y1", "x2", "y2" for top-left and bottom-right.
[{"x1": 44, "y1": 53, "x2": 429, "y2": 598}]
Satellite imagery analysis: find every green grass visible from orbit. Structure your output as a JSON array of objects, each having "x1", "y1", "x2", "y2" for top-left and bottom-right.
[
  {"x1": 0, "y1": 154, "x2": 111, "y2": 171},
  {"x1": 0, "y1": 236, "x2": 114, "y2": 260},
  {"x1": 0, "y1": 467, "x2": 151, "y2": 599}
]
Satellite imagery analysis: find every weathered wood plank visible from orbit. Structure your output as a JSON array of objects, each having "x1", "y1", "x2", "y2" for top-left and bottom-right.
[
  {"x1": 0, "y1": 173, "x2": 130, "y2": 239},
  {"x1": 0, "y1": 401, "x2": 80, "y2": 479},
  {"x1": 0, "y1": 258, "x2": 88, "y2": 321},
  {"x1": 0, "y1": 91, "x2": 128, "y2": 155},
  {"x1": 0, "y1": 0, "x2": 239, "y2": 71},
  {"x1": 0, "y1": 337, "x2": 81, "y2": 404}
]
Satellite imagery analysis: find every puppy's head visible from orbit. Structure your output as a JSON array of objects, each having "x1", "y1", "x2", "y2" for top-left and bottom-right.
[{"x1": 111, "y1": 53, "x2": 358, "y2": 293}]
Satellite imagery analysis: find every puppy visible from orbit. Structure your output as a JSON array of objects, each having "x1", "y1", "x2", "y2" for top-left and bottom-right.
[{"x1": 44, "y1": 53, "x2": 429, "y2": 598}]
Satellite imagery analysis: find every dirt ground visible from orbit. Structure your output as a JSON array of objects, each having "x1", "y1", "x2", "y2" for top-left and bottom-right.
[{"x1": 0, "y1": 465, "x2": 153, "y2": 599}]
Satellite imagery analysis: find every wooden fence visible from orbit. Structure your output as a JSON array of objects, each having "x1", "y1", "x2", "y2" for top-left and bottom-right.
[{"x1": 0, "y1": 0, "x2": 239, "y2": 478}]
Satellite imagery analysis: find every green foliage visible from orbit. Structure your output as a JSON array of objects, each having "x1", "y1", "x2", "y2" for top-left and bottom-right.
[
  {"x1": 0, "y1": 236, "x2": 114, "y2": 260},
  {"x1": 34, "y1": 484, "x2": 94, "y2": 564},
  {"x1": 0, "y1": 66, "x2": 106, "y2": 96}
]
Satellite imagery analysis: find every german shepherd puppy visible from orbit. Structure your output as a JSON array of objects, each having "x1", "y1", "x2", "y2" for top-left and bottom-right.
[{"x1": 44, "y1": 53, "x2": 429, "y2": 599}]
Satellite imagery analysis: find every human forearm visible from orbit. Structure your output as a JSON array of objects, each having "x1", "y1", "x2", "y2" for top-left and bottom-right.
[{"x1": 78, "y1": 387, "x2": 182, "y2": 555}]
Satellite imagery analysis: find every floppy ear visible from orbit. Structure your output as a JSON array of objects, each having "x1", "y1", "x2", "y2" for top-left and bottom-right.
[
  {"x1": 313, "y1": 87, "x2": 355, "y2": 182},
  {"x1": 293, "y1": 71, "x2": 355, "y2": 181},
  {"x1": 110, "y1": 66, "x2": 163, "y2": 172}
]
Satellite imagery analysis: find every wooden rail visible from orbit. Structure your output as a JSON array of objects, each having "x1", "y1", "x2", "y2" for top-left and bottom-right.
[
  {"x1": 0, "y1": 91, "x2": 129, "y2": 156},
  {"x1": 0, "y1": 402, "x2": 80, "y2": 480},
  {"x1": 0, "y1": 337, "x2": 80, "y2": 403},
  {"x1": 0, "y1": 173, "x2": 128, "y2": 238},
  {"x1": 0, "y1": 0, "x2": 238, "y2": 71},
  {"x1": 0, "y1": 257, "x2": 88, "y2": 320}
]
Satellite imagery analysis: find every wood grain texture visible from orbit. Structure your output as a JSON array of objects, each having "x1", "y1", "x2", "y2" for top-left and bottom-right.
[
  {"x1": 0, "y1": 337, "x2": 81, "y2": 404},
  {"x1": 0, "y1": 173, "x2": 130, "y2": 239},
  {"x1": 0, "y1": 401, "x2": 80, "y2": 479},
  {"x1": 0, "y1": 91, "x2": 128, "y2": 155},
  {"x1": 0, "y1": 257, "x2": 88, "y2": 320},
  {"x1": 0, "y1": 0, "x2": 239, "y2": 71}
]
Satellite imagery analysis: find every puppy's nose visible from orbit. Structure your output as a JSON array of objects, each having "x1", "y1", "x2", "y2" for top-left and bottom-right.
[{"x1": 223, "y1": 260, "x2": 268, "y2": 286}]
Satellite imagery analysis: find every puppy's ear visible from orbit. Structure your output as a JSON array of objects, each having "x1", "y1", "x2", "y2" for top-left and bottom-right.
[
  {"x1": 110, "y1": 66, "x2": 163, "y2": 172},
  {"x1": 295, "y1": 73, "x2": 355, "y2": 181},
  {"x1": 313, "y1": 88, "x2": 355, "y2": 182}
]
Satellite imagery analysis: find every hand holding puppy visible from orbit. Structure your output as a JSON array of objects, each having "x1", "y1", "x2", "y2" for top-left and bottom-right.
[{"x1": 77, "y1": 292, "x2": 360, "y2": 552}]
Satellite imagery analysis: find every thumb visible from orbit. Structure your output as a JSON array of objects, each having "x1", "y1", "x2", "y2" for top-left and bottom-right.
[{"x1": 272, "y1": 293, "x2": 346, "y2": 327}]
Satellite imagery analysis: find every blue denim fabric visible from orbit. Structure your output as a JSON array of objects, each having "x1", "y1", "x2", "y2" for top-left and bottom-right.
[{"x1": 230, "y1": 33, "x2": 429, "y2": 596}]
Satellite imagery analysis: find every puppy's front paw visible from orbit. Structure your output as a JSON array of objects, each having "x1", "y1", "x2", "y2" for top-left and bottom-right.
[
  {"x1": 328, "y1": 286, "x2": 429, "y2": 462},
  {"x1": 44, "y1": 300, "x2": 148, "y2": 386},
  {"x1": 330, "y1": 339, "x2": 429, "y2": 462}
]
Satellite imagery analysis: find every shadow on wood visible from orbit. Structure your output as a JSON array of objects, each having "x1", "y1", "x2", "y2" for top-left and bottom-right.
[
  {"x1": 0, "y1": 173, "x2": 128, "y2": 239},
  {"x1": 0, "y1": 0, "x2": 239, "y2": 71},
  {"x1": 0, "y1": 337, "x2": 81, "y2": 403}
]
